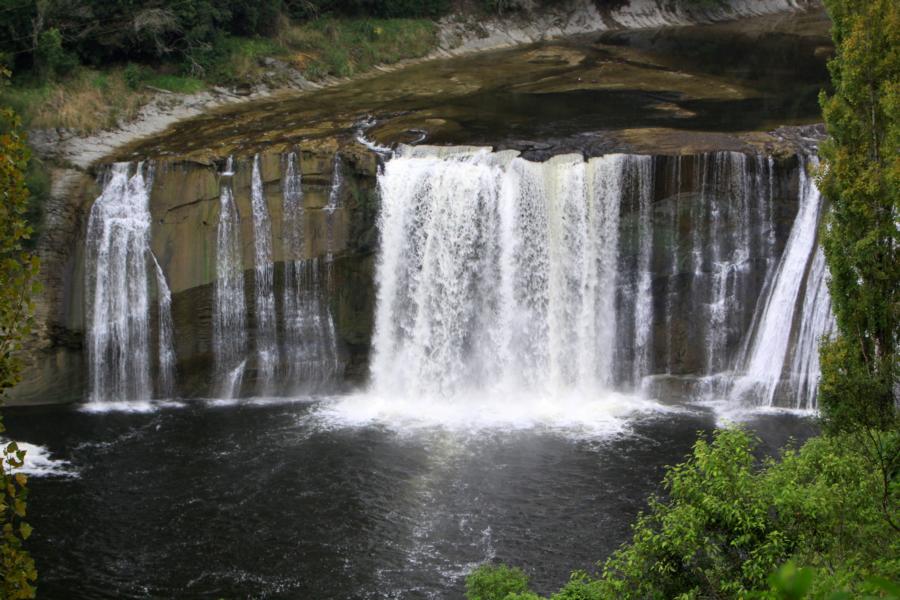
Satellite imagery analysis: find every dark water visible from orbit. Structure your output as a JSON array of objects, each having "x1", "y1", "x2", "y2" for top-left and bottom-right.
[{"x1": 3, "y1": 400, "x2": 816, "y2": 599}]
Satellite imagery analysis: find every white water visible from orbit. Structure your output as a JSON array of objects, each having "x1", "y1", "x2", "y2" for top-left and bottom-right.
[
  {"x1": 731, "y1": 157, "x2": 833, "y2": 407},
  {"x1": 85, "y1": 164, "x2": 160, "y2": 402},
  {"x1": 152, "y1": 255, "x2": 176, "y2": 398},
  {"x1": 281, "y1": 153, "x2": 342, "y2": 389},
  {"x1": 356, "y1": 146, "x2": 666, "y2": 428},
  {"x1": 0, "y1": 441, "x2": 77, "y2": 478},
  {"x1": 213, "y1": 157, "x2": 247, "y2": 398},
  {"x1": 80, "y1": 149, "x2": 830, "y2": 415},
  {"x1": 630, "y1": 156, "x2": 654, "y2": 387},
  {"x1": 324, "y1": 153, "x2": 343, "y2": 282},
  {"x1": 789, "y1": 247, "x2": 835, "y2": 409},
  {"x1": 250, "y1": 155, "x2": 278, "y2": 390}
]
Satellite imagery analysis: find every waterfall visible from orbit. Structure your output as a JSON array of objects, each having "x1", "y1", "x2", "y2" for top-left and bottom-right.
[
  {"x1": 250, "y1": 154, "x2": 278, "y2": 391},
  {"x1": 152, "y1": 255, "x2": 175, "y2": 398},
  {"x1": 370, "y1": 147, "x2": 625, "y2": 399},
  {"x1": 617, "y1": 155, "x2": 655, "y2": 388},
  {"x1": 731, "y1": 157, "x2": 833, "y2": 407},
  {"x1": 282, "y1": 258, "x2": 342, "y2": 389},
  {"x1": 789, "y1": 248, "x2": 835, "y2": 409},
  {"x1": 213, "y1": 156, "x2": 247, "y2": 398},
  {"x1": 324, "y1": 154, "x2": 343, "y2": 283},
  {"x1": 281, "y1": 153, "x2": 342, "y2": 389},
  {"x1": 85, "y1": 163, "x2": 174, "y2": 402}
]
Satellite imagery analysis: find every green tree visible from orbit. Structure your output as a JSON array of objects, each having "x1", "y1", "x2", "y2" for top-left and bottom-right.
[
  {"x1": 817, "y1": 0, "x2": 899, "y2": 432},
  {"x1": 0, "y1": 68, "x2": 39, "y2": 599},
  {"x1": 465, "y1": 429, "x2": 900, "y2": 600}
]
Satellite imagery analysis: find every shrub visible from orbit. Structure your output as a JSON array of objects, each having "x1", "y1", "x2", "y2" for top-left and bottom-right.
[
  {"x1": 466, "y1": 429, "x2": 900, "y2": 600},
  {"x1": 34, "y1": 28, "x2": 78, "y2": 81},
  {"x1": 467, "y1": 565, "x2": 531, "y2": 600}
]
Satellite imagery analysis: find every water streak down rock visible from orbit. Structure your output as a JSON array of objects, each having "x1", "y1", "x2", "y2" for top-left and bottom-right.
[
  {"x1": 84, "y1": 163, "x2": 175, "y2": 402},
  {"x1": 213, "y1": 156, "x2": 248, "y2": 398},
  {"x1": 250, "y1": 154, "x2": 278, "y2": 392}
]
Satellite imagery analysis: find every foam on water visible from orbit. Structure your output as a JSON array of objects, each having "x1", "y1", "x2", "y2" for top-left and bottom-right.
[
  {"x1": 1, "y1": 441, "x2": 77, "y2": 478},
  {"x1": 317, "y1": 389, "x2": 680, "y2": 436},
  {"x1": 80, "y1": 399, "x2": 186, "y2": 414}
]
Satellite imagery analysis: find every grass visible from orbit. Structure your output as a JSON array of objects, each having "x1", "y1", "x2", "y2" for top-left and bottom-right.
[
  {"x1": 0, "y1": 17, "x2": 439, "y2": 134},
  {"x1": 142, "y1": 73, "x2": 205, "y2": 94},
  {"x1": 279, "y1": 18, "x2": 438, "y2": 80},
  {"x1": 1, "y1": 68, "x2": 150, "y2": 133}
]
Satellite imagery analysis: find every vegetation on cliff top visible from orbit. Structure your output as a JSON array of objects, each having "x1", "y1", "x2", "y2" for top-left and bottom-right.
[{"x1": 0, "y1": 0, "x2": 732, "y2": 134}]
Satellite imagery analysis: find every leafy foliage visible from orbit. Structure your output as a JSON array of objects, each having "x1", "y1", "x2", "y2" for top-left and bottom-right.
[
  {"x1": 466, "y1": 564, "x2": 533, "y2": 600},
  {"x1": 817, "y1": 0, "x2": 899, "y2": 432},
  {"x1": 0, "y1": 69, "x2": 39, "y2": 598},
  {"x1": 466, "y1": 429, "x2": 900, "y2": 600},
  {"x1": 0, "y1": 434, "x2": 35, "y2": 600}
]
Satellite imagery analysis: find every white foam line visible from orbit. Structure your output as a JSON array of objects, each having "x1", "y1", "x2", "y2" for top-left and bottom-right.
[
  {"x1": 0, "y1": 441, "x2": 78, "y2": 478},
  {"x1": 79, "y1": 399, "x2": 186, "y2": 414}
]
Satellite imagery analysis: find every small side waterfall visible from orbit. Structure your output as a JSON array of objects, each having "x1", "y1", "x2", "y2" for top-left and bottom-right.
[
  {"x1": 250, "y1": 155, "x2": 278, "y2": 391},
  {"x1": 213, "y1": 157, "x2": 247, "y2": 398},
  {"x1": 789, "y1": 248, "x2": 835, "y2": 409},
  {"x1": 324, "y1": 154, "x2": 343, "y2": 285},
  {"x1": 281, "y1": 153, "x2": 342, "y2": 389},
  {"x1": 85, "y1": 163, "x2": 175, "y2": 402},
  {"x1": 731, "y1": 157, "x2": 834, "y2": 408},
  {"x1": 152, "y1": 255, "x2": 175, "y2": 398},
  {"x1": 630, "y1": 156, "x2": 654, "y2": 387}
]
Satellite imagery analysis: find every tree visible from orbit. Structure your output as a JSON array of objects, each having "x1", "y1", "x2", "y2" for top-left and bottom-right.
[
  {"x1": 817, "y1": 0, "x2": 899, "y2": 432},
  {"x1": 0, "y1": 68, "x2": 39, "y2": 599}
]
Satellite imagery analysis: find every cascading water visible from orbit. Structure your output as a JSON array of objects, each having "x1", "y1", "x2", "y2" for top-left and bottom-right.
[
  {"x1": 85, "y1": 163, "x2": 175, "y2": 403},
  {"x1": 351, "y1": 145, "x2": 828, "y2": 427},
  {"x1": 324, "y1": 153, "x2": 343, "y2": 287},
  {"x1": 788, "y1": 247, "x2": 835, "y2": 409},
  {"x1": 213, "y1": 156, "x2": 248, "y2": 398},
  {"x1": 369, "y1": 147, "x2": 626, "y2": 401},
  {"x1": 629, "y1": 156, "x2": 654, "y2": 387},
  {"x1": 281, "y1": 153, "x2": 342, "y2": 390},
  {"x1": 152, "y1": 255, "x2": 176, "y2": 398},
  {"x1": 619, "y1": 151, "x2": 780, "y2": 394},
  {"x1": 250, "y1": 154, "x2": 278, "y2": 391},
  {"x1": 80, "y1": 148, "x2": 830, "y2": 412},
  {"x1": 731, "y1": 156, "x2": 833, "y2": 408}
]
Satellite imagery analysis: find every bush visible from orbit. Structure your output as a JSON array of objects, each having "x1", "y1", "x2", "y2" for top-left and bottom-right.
[
  {"x1": 34, "y1": 28, "x2": 78, "y2": 80},
  {"x1": 123, "y1": 63, "x2": 144, "y2": 90},
  {"x1": 467, "y1": 565, "x2": 531, "y2": 600},
  {"x1": 466, "y1": 429, "x2": 900, "y2": 600}
]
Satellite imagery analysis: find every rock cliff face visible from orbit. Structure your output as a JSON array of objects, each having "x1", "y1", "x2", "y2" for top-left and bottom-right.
[{"x1": 11, "y1": 144, "x2": 805, "y2": 404}]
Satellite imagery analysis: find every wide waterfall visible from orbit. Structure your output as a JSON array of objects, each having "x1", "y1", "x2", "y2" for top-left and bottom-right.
[
  {"x1": 366, "y1": 146, "x2": 830, "y2": 414},
  {"x1": 84, "y1": 163, "x2": 175, "y2": 403},
  {"x1": 213, "y1": 157, "x2": 247, "y2": 398},
  {"x1": 80, "y1": 148, "x2": 829, "y2": 409}
]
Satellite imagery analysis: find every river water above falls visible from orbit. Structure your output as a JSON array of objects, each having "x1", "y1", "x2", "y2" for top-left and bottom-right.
[{"x1": 9, "y1": 6, "x2": 837, "y2": 599}]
